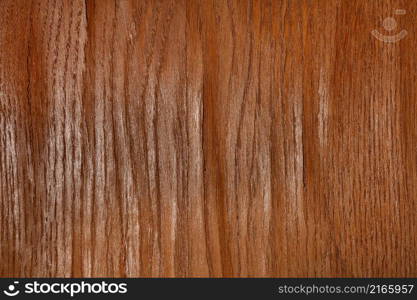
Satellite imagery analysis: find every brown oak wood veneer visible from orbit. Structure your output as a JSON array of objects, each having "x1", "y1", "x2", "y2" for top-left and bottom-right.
[{"x1": 0, "y1": 0, "x2": 416, "y2": 277}]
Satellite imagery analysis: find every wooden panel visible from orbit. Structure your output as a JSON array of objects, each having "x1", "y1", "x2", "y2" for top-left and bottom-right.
[{"x1": 0, "y1": 0, "x2": 416, "y2": 277}]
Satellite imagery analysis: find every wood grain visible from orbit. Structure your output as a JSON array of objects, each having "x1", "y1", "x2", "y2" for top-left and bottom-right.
[{"x1": 0, "y1": 0, "x2": 416, "y2": 277}]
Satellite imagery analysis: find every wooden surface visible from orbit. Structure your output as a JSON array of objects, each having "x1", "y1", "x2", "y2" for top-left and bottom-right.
[{"x1": 0, "y1": 0, "x2": 416, "y2": 277}]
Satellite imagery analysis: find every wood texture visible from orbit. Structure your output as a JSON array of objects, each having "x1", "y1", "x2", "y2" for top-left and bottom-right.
[{"x1": 0, "y1": 0, "x2": 416, "y2": 277}]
